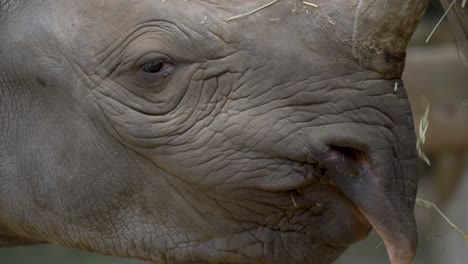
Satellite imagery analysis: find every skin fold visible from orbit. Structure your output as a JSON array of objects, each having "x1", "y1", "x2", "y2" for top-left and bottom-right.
[{"x1": 0, "y1": 0, "x2": 429, "y2": 263}]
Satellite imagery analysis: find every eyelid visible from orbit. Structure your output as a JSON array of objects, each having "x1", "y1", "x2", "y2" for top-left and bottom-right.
[
  {"x1": 140, "y1": 59, "x2": 173, "y2": 74},
  {"x1": 134, "y1": 53, "x2": 174, "y2": 71},
  {"x1": 136, "y1": 60, "x2": 175, "y2": 83}
]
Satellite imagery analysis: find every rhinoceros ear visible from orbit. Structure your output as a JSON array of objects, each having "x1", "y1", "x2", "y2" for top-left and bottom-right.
[
  {"x1": 440, "y1": 0, "x2": 468, "y2": 62},
  {"x1": 339, "y1": 0, "x2": 430, "y2": 77}
]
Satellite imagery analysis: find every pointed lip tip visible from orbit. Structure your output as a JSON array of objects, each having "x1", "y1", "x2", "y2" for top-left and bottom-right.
[
  {"x1": 387, "y1": 247, "x2": 416, "y2": 264},
  {"x1": 378, "y1": 226, "x2": 417, "y2": 264},
  {"x1": 388, "y1": 250, "x2": 416, "y2": 264}
]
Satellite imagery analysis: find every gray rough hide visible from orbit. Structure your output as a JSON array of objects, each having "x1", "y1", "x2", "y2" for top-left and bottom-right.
[{"x1": 0, "y1": 1, "x2": 429, "y2": 263}]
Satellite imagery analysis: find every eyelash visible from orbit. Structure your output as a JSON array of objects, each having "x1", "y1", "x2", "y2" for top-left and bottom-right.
[
  {"x1": 137, "y1": 57, "x2": 175, "y2": 83},
  {"x1": 140, "y1": 57, "x2": 173, "y2": 74}
]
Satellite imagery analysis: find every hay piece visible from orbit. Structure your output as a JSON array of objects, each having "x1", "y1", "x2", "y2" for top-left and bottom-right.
[
  {"x1": 417, "y1": 103, "x2": 431, "y2": 165},
  {"x1": 426, "y1": 0, "x2": 457, "y2": 43},
  {"x1": 227, "y1": 0, "x2": 279, "y2": 21},
  {"x1": 463, "y1": 0, "x2": 467, "y2": 8},
  {"x1": 416, "y1": 198, "x2": 468, "y2": 245},
  {"x1": 290, "y1": 194, "x2": 298, "y2": 208},
  {"x1": 302, "y1": 1, "x2": 318, "y2": 7}
]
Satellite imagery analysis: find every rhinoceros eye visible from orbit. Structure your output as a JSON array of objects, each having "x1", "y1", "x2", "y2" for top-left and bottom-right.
[
  {"x1": 137, "y1": 56, "x2": 175, "y2": 82},
  {"x1": 141, "y1": 61, "x2": 171, "y2": 73}
]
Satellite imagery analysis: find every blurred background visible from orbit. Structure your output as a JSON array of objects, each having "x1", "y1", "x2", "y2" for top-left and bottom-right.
[{"x1": 1, "y1": 0, "x2": 467, "y2": 263}]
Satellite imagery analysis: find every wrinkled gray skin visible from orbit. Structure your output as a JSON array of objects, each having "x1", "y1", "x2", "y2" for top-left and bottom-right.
[{"x1": 0, "y1": 1, "x2": 429, "y2": 263}]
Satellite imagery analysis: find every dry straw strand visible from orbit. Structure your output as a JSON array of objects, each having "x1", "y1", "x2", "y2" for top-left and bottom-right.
[
  {"x1": 463, "y1": 0, "x2": 467, "y2": 8},
  {"x1": 426, "y1": 0, "x2": 457, "y2": 43},
  {"x1": 416, "y1": 198, "x2": 468, "y2": 245},
  {"x1": 290, "y1": 194, "x2": 298, "y2": 208},
  {"x1": 417, "y1": 103, "x2": 431, "y2": 165},
  {"x1": 302, "y1": 1, "x2": 318, "y2": 7},
  {"x1": 227, "y1": 0, "x2": 279, "y2": 21}
]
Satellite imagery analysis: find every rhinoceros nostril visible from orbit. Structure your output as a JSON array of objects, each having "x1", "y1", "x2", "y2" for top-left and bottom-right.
[
  {"x1": 329, "y1": 146, "x2": 368, "y2": 164},
  {"x1": 326, "y1": 145, "x2": 370, "y2": 178}
]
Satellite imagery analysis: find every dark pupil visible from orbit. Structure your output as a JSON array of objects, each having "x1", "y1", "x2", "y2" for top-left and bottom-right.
[{"x1": 142, "y1": 62, "x2": 163, "y2": 73}]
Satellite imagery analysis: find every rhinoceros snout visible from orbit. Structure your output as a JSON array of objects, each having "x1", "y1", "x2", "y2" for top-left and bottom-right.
[{"x1": 319, "y1": 144, "x2": 418, "y2": 264}]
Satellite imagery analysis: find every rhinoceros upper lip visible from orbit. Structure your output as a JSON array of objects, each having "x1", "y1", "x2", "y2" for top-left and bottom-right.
[
  {"x1": 320, "y1": 146, "x2": 417, "y2": 264},
  {"x1": 271, "y1": 144, "x2": 416, "y2": 264},
  {"x1": 246, "y1": 143, "x2": 415, "y2": 263}
]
